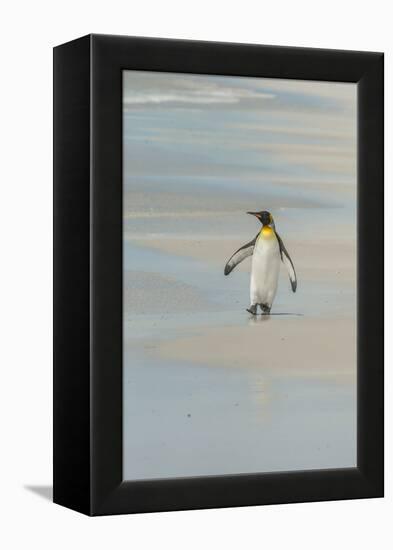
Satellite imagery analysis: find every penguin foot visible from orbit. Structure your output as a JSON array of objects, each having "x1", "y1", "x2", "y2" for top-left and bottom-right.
[
  {"x1": 247, "y1": 304, "x2": 258, "y2": 315},
  {"x1": 260, "y1": 303, "x2": 271, "y2": 315}
]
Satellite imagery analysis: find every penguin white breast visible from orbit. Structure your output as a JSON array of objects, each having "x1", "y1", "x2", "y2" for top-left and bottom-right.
[{"x1": 250, "y1": 229, "x2": 280, "y2": 305}]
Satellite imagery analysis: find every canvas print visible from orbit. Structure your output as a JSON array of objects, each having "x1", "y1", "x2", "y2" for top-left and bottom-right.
[{"x1": 123, "y1": 71, "x2": 357, "y2": 480}]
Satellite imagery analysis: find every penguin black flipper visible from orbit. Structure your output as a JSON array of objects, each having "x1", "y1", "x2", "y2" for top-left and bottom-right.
[
  {"x1": 275, "y1": 232, "x2": 297, "y2": 292},
  {"x1": 224, "y1": 234, "x2": 258, "y2": 275}
]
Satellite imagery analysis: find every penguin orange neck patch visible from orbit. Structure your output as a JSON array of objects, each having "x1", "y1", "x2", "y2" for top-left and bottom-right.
[{"x1": 260, "y1": 226, "x2": 274, "y2": 238}]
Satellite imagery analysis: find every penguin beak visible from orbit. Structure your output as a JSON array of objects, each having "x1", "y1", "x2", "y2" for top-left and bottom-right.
[{"x1": 247, "y1": 211, "x2": 260, "y2": 219}]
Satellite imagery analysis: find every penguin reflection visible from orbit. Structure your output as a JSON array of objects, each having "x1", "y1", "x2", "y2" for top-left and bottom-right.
[{"x1": 224, "y1": 211, "x2": 297, "y2": 315}]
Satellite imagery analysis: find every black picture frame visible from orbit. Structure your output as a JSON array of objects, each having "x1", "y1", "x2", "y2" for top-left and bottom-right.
[{"x1": 53, "y1": 34, "x2": 384, "y2": 516}]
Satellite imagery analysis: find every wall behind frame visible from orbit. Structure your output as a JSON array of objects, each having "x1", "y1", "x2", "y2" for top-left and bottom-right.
[{"x1": 0, "y1": 0, "x2": 390, "y2": 549}]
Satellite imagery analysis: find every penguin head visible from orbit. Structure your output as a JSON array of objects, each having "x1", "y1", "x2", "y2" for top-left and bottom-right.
[{"x1": 247, "y1": 210, "x2": 274, "y2": 227}]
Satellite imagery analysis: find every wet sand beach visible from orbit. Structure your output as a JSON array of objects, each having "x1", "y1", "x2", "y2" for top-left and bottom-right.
[{"x1": 123, "y1": 227, "x2": 357, "y2": 479}]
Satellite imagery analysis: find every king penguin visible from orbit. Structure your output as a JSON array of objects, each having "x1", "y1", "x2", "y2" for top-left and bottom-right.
[{"x1": 224, "y1": 211, "x2": 297, "y2": 315}]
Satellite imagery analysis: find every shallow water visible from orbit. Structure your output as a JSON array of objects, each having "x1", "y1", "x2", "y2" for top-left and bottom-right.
[{"x1": 124, "y1": 329, "x2": 356, "y2": 480}]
